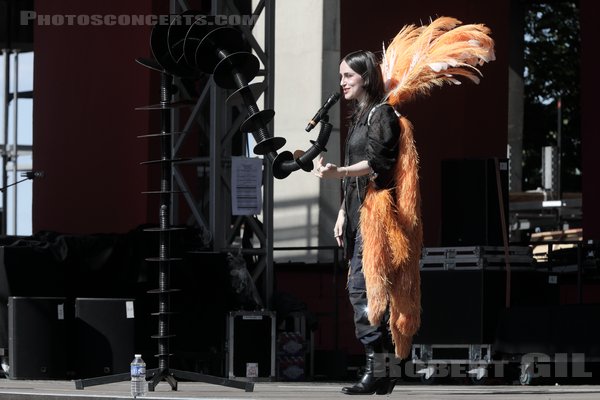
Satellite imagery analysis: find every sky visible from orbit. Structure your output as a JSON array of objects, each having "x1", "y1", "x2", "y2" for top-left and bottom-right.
[{"x1": 0, "y1": 50, "x2": 33, "y2": 236}]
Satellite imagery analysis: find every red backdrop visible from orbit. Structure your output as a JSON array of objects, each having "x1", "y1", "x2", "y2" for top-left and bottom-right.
[
  {"x1": 32, "y1": 0, "x2": 166, "y2": 234},
  {"x1": 32, "y1": 0, "x2": 600, "y2": 242},
  {"x1": 580, "y1": 0, "x2": 600, "y2": 242}
]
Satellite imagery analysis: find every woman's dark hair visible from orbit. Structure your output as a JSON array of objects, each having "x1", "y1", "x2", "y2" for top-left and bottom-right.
[{"x1": 342, "y1": 50, "x2": 385, "y2": 123}]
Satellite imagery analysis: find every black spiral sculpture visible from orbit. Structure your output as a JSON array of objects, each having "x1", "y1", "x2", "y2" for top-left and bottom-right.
[
  {"x1": 160, "y1": 11, "x2": 336, "y2": 179},
  {"x1": 132, "y1": 11, "x2": 336, "y2": 391}
]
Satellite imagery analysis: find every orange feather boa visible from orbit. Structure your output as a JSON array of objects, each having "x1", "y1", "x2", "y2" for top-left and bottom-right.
[{"x1": 359, "y1": 115, "x2": 422, "y2": 359}]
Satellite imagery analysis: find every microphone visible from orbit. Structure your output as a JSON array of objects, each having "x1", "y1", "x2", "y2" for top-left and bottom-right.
[
  {"x1": 305, "y1": 92, "x2": 341, "y2": 132},
  {"x1": 21, "y1": 171, "x2": 45, "y2": 179}
]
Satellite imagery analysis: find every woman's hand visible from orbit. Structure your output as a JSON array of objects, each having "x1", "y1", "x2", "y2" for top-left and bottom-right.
[
  {"x1": 334, "y1": 209, "x2": 345, "y2": 247},
  {"x1": 314, "y1": 156, "x2": 340, "y2": 179}
]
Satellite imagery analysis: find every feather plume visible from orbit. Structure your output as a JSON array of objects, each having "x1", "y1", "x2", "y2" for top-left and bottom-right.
[{"x1": 381, "y1": 16, "x2": 495, "y2": 107}]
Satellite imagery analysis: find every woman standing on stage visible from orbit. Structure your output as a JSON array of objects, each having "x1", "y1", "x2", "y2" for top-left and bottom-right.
[
  {"x1": 313, "y1": 17, "x2": 494, "y2": 395},
  {"x1": 314, "y1": 50, "x2": 409, "y2": 395}
]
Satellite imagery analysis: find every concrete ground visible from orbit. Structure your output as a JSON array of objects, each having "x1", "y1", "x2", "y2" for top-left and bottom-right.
[{"x1": 1, "y1": 379, "x2": 600, "y2": 400}]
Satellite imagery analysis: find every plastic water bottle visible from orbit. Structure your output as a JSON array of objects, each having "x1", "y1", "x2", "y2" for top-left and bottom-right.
[{"x1": 130, "y1": 354, "x2": 147, "y2": 398}]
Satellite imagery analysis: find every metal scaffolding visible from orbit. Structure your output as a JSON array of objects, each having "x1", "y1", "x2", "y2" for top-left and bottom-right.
[
  {"x1": 169, "y1": 0, "x2": 275, "y2": 308},
  {"x1": 1, "y1": 49, "x2": 34, "y2": 237}
]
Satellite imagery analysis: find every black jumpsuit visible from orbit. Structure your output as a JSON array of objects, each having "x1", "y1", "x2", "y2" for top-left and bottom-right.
[{"x1": 342, "y1": 103, "x2": 401, "y2": 345}]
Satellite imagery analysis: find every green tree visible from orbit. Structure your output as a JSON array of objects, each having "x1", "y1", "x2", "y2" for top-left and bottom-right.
[{"x1": 522, "y1": 1, "x2": 581, "y2": 192}]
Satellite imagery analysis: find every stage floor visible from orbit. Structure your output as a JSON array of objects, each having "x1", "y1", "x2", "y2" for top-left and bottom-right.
[{"x1": 1, "y1": 380, "x2": 600, "y2": 400}]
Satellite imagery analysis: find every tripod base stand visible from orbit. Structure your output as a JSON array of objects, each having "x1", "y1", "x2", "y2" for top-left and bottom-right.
[
  {"x1": 148, "y1": 368, "x2": 254, "y2": 392},
  {"x1": 74, "y1": 368, "x2": 254, "y2": 392},
  {"x1": 74, "y1": 372, "x2": 130, "y2": 390}
]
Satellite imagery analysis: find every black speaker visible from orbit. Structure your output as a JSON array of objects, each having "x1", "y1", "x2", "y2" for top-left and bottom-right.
[
  {"x1": 415, "y1": 268, "x2": 557, "y2": 345},
  {"x1": 74, "y1": 298, "x2": 135, "y2": 378},
  {"x1": 1, "y1": 244, "x2": 66, "y2": 354},
  {"x1": 8, "y1": 296, "x2": 68, "y2": 379},
  {"x1": 414, "y1": 270, "x2": 505, "y2": 344},
  {"x1": 441, "y1": 158, "x2": 509, "y2": 246}
]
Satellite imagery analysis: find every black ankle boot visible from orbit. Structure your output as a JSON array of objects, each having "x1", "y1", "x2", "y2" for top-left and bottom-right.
[
  {"x1": 374, "y1": 333, "x2": 398, "y2": 395},
  {"x1": 342, "y1": 344, "x2": 387, "y2": 395}
]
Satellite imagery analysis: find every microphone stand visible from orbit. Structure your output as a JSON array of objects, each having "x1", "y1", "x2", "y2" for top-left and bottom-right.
[
  {"x1": 0, "y1": 176, "x2": 32, "y2": 193},
  {"x1": 0, "y1": 173, "x2": 37, "y2": 236}
]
